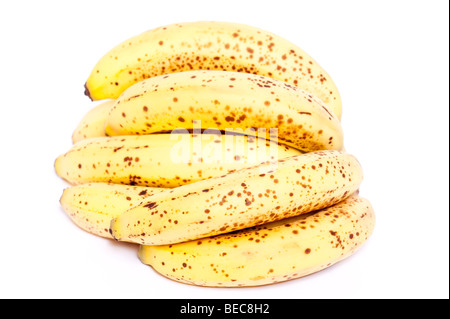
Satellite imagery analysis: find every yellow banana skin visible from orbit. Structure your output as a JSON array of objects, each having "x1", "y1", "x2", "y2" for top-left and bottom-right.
[
  {"x1": 54, "y1": 133, "x2": 302, "y2": 188},
  {"x1": 138, "y1": 193, "x2": 375, "y2": 287},
  {"x1": 72, "y1": 100, "x2": 115, "y2": 144},
  {"x1": 85, "y1": 21, "x2": 342, "y2": 119},
  {"x1": 60, "y1": 183, "x2": 165, "y2": 238},
  {"x1": 105, "y1": 70, "x2": 343, "y2": 153},
  {"x1": 110, "y1": 150, "x2": 363, "y2": 246}
]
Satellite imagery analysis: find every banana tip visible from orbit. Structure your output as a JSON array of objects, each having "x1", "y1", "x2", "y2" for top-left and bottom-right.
[
  {"x1": 84, "y1": 82, "x2": 93, "y2": 101},
  {"x1": 109, "y1": 218, "x2": 121, "y2": 241}
]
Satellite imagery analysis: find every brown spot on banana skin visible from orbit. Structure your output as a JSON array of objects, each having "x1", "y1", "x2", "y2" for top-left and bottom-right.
[{"x1": 144, "y1": 202, "x2": 158, "y2": 210}]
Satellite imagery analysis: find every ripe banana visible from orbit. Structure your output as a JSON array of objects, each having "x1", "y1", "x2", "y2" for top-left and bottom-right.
[
  {"x1": 138, "y1": 193, "x2": 375, "y2": 287},
  {"x1": 72, "y1": 100, "x2": 115, "y2": 144},
  {"x1": 105, "y1": 70, "x2": 343, "y2": 153},
  {"x1": 84, "y1": 21, "x2": 342, "y2": 119},
  {"x1": 110, "y1": 150, "x2": 363, "y2": 246},
  {"x1": 54, "y1": 132, "x2": 302, "y2": 188},
  {"x1": 60, "y1": 183, "x2": 165, "y2": 238}
]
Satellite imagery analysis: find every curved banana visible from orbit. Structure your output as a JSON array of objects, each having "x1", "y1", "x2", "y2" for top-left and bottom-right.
[
  {"x1": 54, "y1": 133, "x2": 302, "y2": 188},
  {"x1": 138, "y1": 193, "x2": 375, "y2": 287},
  {"x1": 84, "y1": 21, "x2": 342, "y2": 119},
  {"x1": 72, "y1": 100, "x2": 115, "y2": 144},
  {"x1": 60, "y1": 183, "x2": 165, "y2": 238},
  {"x1": 105, "y1": 70, "x2": 343, "y2": 153},
  {"x1": 110, "y1": 150, "x2": 363, "y2": 246}
]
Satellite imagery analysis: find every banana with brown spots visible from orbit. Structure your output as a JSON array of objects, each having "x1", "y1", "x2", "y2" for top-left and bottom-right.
[
  {"x1": 72, "y1": 100, "x2": 115, "y2": 144},
  {"x1": 60, "y1": 183, "x2": 165, "y2": 239},
  {"x1": 84, "y1": 21, "x2": 342, "y2": 119},
  {"x1": 55, "y1": 132, "x2": 302, "y2": 188},
  {"x1": 105, "y1": 70, "x2": 343, "y2": 153},
  {"x1": 138, "y1": 193, "x2": 375, "y2": 287},
  {"x1": 110, "y1": 150, "x2": 363, "y2": 245}
]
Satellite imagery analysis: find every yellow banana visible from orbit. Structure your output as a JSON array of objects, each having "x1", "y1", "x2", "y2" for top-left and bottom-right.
[
  {"x1": 54, "y1": 133, "x2": 302, "y2": 188},
  {"x1": 138, "y1": 193, "x2": 375, "y2": 287},
  {"x1": 72, "y1": 100, "x2": 115, "y2": 144},
  {"x1": 105, "y1": 70, "x2": 343, "y2": 153},
  {"x1": 84, "y1": 21, "x2": 342, "y2": 119},
  {"x1": 110, "y1": 150, "x2": 363, "y2": 246},
  {"x1": 60, "y1": 183, "x2": 165, "y2": 238}
]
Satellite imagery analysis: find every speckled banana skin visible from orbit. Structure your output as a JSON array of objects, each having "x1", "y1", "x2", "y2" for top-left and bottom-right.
[
  {"x1": 54, "y1": 133, "x2": 302, "y2": 188},
  {"x1": 60, "y1": 183, "x2": 165, "y2": 238},
  {"x1": 110, "y1": 150, "x2": 363, "y2": 245},
  {"x1": 138, "y1": 193, "x2": 375, "y2": 287},
  {"x1": 84, "y1": 21, "x2": 342, "y2": 119},
  {"x1": 105, "y1": 70, "x2": 343, "y2": 153},
  {"x1": 72, "y1": 100, "x2": 115, "y2": 144}
]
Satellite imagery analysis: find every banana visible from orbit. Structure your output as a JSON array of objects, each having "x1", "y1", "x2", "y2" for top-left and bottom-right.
[
  {"x1": 105, "y1": 70, "x2": 343, "y2": 153},
  {"x1": 54, "y1": 132, "x2": 302, "y2": 188},
  {"x1": 72, "y1": 100, "x2": 115, "y2": 143},
  {"x1": 138, "y1": 193, "x2": 375, "y2": 287},
  {"x1": 110, "y1": 150, "x2": 363, "y2": 246},
  {"x1": 84, "y1": 21, "x2": 342, "y2": 119},
  {"x1": 60, "y1": 183, "x2": 165, "y2": 238}
]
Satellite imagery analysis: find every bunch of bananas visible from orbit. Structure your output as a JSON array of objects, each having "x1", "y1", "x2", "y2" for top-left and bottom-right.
[{"x1": 55, "y1": 21, "x2": 375, "y2": 287}]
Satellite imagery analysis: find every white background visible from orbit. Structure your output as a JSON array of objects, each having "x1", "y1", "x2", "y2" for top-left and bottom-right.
[{"x1": 0, "y1": 0, "x2": 448, "y2": 299}]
